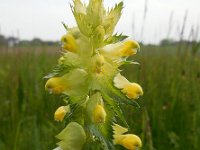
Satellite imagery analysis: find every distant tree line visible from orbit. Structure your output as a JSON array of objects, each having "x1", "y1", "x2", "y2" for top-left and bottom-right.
[
  {"x1": 0, "y1": 34, "x2": 59, "y2": 48},
  {"x1": 0, "y1": 33, "x2": 199, "y2": 55},
  {"x1": 160, "y1": 38, "x2": 199, "y2": 46}
]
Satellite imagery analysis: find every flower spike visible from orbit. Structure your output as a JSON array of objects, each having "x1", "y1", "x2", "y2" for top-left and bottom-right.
[{"x1": 45, "y1": 0, "x2": 143, "y2": 149}]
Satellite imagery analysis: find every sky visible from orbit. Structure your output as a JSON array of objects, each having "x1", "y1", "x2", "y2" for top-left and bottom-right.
[{"x1": 0, "y1": 0, "x2": 200, "y2": 44}]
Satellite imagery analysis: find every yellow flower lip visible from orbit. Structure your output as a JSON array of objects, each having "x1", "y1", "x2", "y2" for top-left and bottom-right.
[
  {"x1": 114, "y1": 73, "x2": 143, "y2": 99},
  {"x1": 120, "y1": 134, "x2": 142, "y2": 150},
  {"x1": 61, "y1": 34, "x2": 78, "y2": 53},
  {"x1": 120, "y1": 40, "x2": 140, "y2": 57},
  {"x1": 45, "y1": 77, "x2": 67, "y2": 94},
  {"x1": 112, "y1": 124, "x2": 142, "y2": 150},
  {"x1": 93, "y1": 104, "x2": 106, "y2": 123},
  {"x1": 54, "y1": 106, "x2": 70, "y2": 122},
  {"x1": 100, "y1": 40, "x2": 140, "y2": 59},
  {"x1": 122, "y1": 83, "x2": 143, "y2": 99}
]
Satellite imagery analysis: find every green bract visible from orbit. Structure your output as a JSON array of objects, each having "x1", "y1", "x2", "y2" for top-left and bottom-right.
[
  {"x1": 56, "y1": 122, "x2": 86, "y2": 150},
  {"x1": 45, "y1": 0, "x2": 143, "y2": 149}
]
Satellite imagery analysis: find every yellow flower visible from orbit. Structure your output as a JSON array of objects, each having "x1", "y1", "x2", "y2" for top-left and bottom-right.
[
  {"x1": 113, "y1": 124, "x2": 142, "y2": 150},
  {"x1": 118, "y1": 134, "x2": 142, "y2": 150},
  {"x1": 114, "y1": 73, "x2": 143, "y2": 99},
  {"x1": 100, "y1": 40, "x2": 140, "y2": 59},
  {"x1": 93, "y1": 104, "x2": 106, "y2": 123},
  {"x1": 120, "y1": 41, "x2": 140, "y2": 57},
  {"x1": 45, "y1": 69, "x2": 88, "y2": 95},
  {"x1": 45, "y1": 76, "x2": 68, "y2": 94},
  {"x1": 54, "y1": 106, "x2": 70, "y2": 122},
  {"x1": 61, "y1": 34, "x2": 78, "y2": 53}
]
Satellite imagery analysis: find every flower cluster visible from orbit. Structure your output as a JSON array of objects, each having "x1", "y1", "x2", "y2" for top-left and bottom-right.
[{"x1": 45, "y1": 0, "x2": 143, "y2": 149}]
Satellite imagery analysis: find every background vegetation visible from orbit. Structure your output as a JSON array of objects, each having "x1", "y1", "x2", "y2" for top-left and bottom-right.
[{"x1": 0, "y1": 40, "x2": 199, "y2": 150}]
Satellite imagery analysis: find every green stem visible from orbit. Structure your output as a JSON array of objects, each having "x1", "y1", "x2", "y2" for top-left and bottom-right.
[{"x1": 143, "y1": 107, "x2": 154, "y2": 150}]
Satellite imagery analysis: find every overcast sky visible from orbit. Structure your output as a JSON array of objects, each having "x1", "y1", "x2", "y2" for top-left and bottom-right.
[{"x1": 0, "y1": 0, "x2": 200, "y2": 44}]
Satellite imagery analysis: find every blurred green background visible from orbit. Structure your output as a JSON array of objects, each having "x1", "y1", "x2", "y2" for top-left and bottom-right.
[{"x1": 0, "y1": 41, "x2": 199, "y2": 150}]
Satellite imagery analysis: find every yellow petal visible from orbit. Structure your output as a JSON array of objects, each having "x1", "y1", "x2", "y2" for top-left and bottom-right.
[
  {"x1": 100, "y1": 42, "x2": 122, "y2": 58},
  {"x1": 61, "y1": 34, "x2": 78, "y2": 53},
  {"x1": 100, "y1": 40, "x2": 140, "y2": 59},
  {"x1": 113, "y1": 73, "x2": 129, "y2": 89},
  {"x1": 122, "y1": 83, "x2": 143, "y2": 99},
  {"x1": 120, "y1": 134, "x2": 142, "y2": 150},
  {"x1": 112, "y1": 124, "x2": 142, "y2": 150},
  {"x1": 119, "y1": 40, "x2": 139, "y2": 57},
  {"x1": 93, "y1": 104, "x2": 106, "y2": 123},
  {"x1": 113, "y1": 73, "x2": 143, "y2": 99},
  {"x1": 45, "y1": 77, "x2": 68, "y2": 94},
  {"x1": 45, "y1": 69, "x2": 87, "y2": 95},
  {"x1": 54, "y1": 106, "x2": 70, "y2": 122}
]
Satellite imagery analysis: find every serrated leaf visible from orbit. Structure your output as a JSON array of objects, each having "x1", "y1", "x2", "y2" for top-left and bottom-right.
[
  {"x1": 104, "y1": 33, "x2": 128, "y2": 44},
  {"x1": 71, "y1": 3, "x2": 92, "y2": 37},
  {"x1": 101, "y1": 92, "x2": 129, "y2": 128},
  {"x1": 62, "y1": 22, "x2": 68, "y2": 30},
  {"x1": 88, "y1": 124, "x2": 115, "y2": 150},
  {"x1": 103, "y1": 2, "x2": 123, "y2": 34},
  {"x1": 121, "y1": 60, "x2": 140, "y2": 65},
  {"x1": 56, "y1": 122, "x2": 86, "y2": 150},
  {"x1": 44, "y1": 64, "x2": 73, "y2": 79}
]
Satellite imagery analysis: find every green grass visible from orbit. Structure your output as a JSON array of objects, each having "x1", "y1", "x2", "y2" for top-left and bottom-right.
[{"x1": 0, "y1": 45, "x2": 199, "y2": 150}]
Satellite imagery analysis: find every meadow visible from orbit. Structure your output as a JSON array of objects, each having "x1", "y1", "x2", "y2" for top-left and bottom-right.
[{"x1": 0, "y1": 43, "x2": 199, "y2": 150}]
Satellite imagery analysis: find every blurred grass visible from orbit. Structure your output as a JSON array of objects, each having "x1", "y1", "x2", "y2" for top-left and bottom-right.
[{"x1": 0, "y1": 45, "x2": 200, "y2": 150}]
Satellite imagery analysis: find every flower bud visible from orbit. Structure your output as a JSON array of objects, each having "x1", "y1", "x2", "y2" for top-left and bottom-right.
[
  {"x1": 119, "y1": 134, "x2": 142, "y2": 150},
  {"x1": 93, "y1": 104, "x2": 106, "y2": 123},
  {"x1": 122, "y1": 83, "x2": 143, "y2": 99},
  {"x1": 45, "y1": 77, "x2": 66, "y2": 94},
  {"x1": 92, "y1": 54, "x2": 105, "y2": 74},
  {"x1": 54, "y1": 106, "x2": 70, "y2": 122}
]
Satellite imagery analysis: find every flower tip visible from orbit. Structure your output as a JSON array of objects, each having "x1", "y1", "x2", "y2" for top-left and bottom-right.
[
  {"x1": 123, "y1": 83, "x2": 143, "y2": 99},
  {"x1": 54, "y1": 106, "x2": 70, "y2": 122},
  {"x1": 93, "y1": 104, "x2": 106, "y2": 123},
  {"x1": 125, "y1": 40, "x2": 140, "y2": 51},
  {"x1": 45, "y1": 77, "x2": 65, "y2": 94},
  {"x1": 45, "y1": 78, "x2": 53, "y2": 91},
  {"x1": 61, "y1": 34, "x2": 78, "y2": 53},
  {"x1": 120, "y1": 40, "x2": 140, "y2": 57},
  {"x1": 112, "y1": 124, "x2": 142, "y2": 150},
  {"x1": 121, "y1": 134, "x2": 142, "y2": 150}
]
